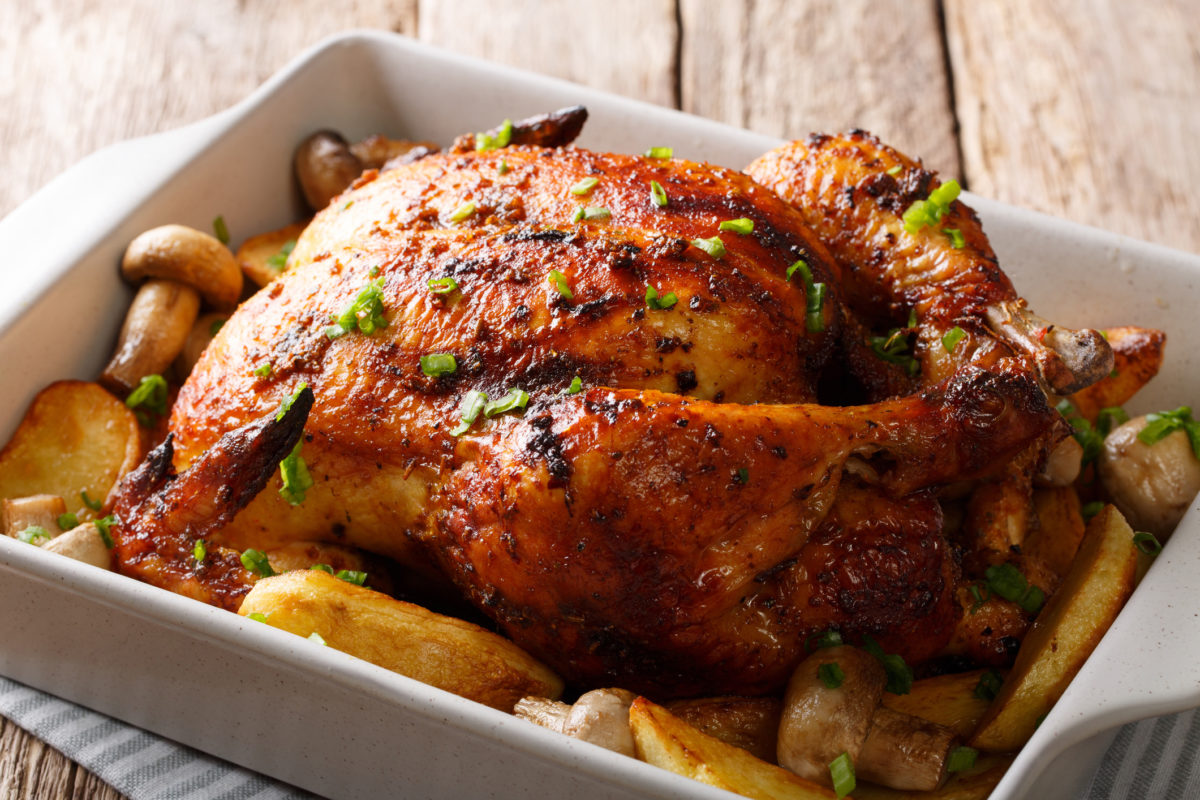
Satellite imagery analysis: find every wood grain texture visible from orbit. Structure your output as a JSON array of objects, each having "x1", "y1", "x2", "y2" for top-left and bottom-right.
[
  {"x1": 0, "y1": 717, "x2": 123, "y2": 800},
  {"x1": 946, "y1": 0, "x2": 1200, "y2": 254},
  {"x1": 678, "y1": 0, "x2": 961, "y2": 177},
  {"x1": 0, "y1": 0, "x2": 416, "y2": 218},
  {"x1": 416, "y1": 0, "x2": 678, "y2": 108}
]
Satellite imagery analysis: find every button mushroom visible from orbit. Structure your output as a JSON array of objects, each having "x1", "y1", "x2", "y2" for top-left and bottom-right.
[
  {"x1": 101, "y1": 225, "x2": 242, "y2": 395},
  {"x1": 515, "y1": 688, "x2": 637, "y2": 757},
  {"x1": 294, "y1": 130, "x2": 365, "y2": 211},
  {"x1": 777, "y1": 645, "x2": 958, "y2": 792},
  {"x1": 1099, "y1": 415, "x2": 1200, "y2": 538}
]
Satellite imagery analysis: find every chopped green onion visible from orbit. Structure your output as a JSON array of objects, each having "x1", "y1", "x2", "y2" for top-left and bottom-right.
[
  {"x1": 253, "y1": 362, "x2": 273, "y2": 378},
  {"x1": 325, "y1": 278, "x2": 388, "y2": 339},
  {"x1": 56, "y1": 512, "x2": 78, "y2": 531},
  {"x1": 806, "y1": 283, "x2": 827, "y2": 333},
  {"x1": 908, "y1": 308, "x2": 918, "y2": 328},
  {"x1": 985, "y1": 562, "x2": 1045, "y2": 614},
  {"x1": 719, "y1": 218, "x2": 754, "y2": 235},
  {"x1": 450, "y1": 389, "x2": 489, "y2": 437},
  {"x1": 267, "y1": 239, "x2": 296, "y2": 270},
  {"x1": 448, "y1": 201, "x2": 476, "y2": 223},
  {"x1": 1096, "y1": 406, "x2": 1130, "y2": 436},
  {"x1": 276, "y1": 383, "x2": 309, "y2": 421},
  {"x1": 691, "y1": 235, "x2": 726, "y2": 259},
  {"x1": 806, "y1": 630, "x2": 844, "y2": 651},
  {"x1": 344, "y1": 201, "x2": 356, "y2": 211},
  {"x1": 474, "y1": 118, "x2": 513, "y2": 151},
  {"x1": 945, "y1": 228, "x2": 965, "y2": 249},
  {"x1": 209, "y1": 318, "x2": 227, "y2": 336},
  {"x1": 902, "y1": 180, "x2": 961, "y2": 234},
  {"x1": 862, "y1": 636, "x2": 913, "y2": 695},
  {"x1": 787, "y1": 259, "x2": 812, "y2": 283},
  {"x1": 942, "y1": 326, "x2": 967, "y2": 353},
  {"x1": 484, "y1": 388, "x2": 530, "y2": 418},
  {"x1": 308, "y1": 631, "x2": 327, "y2": 645},
  {"x1": 829, "y1": 752, "x2": 855, "y2": 799},
  {"x1": 94, "y1": 515, "x2": 116, "y2": 548},
  {"x1": 570, "y1": 177, "x2": 599, "y2": 195},
  {"x1": 17, "y1": 526, "x2": 50, "y2": 546},
  {"x1": 967, "y1": 583, "x2": 988, "y2": 614},
  {"x1": 310, "y1": 563, "x2": 335, "y2": 574},
  {"x1": 886, "y1": 165, "x2": 903, "y2": 177},
  {"x1": 818, "y1": 662, "x2": 845, "y2": 689},
  {"x1": 1081, "y1": 501, "x2": 1105, "y2": 521},
  {"x1": 1134, "y1": 531, "x2": 1163, "y2": 556},
  {"x1": 428, "y1": 277, "x2": 459, "y2": 295},
  {"x1": 644, "y1": 146, "x2": 673, "y2": 159},
  {"x1": 649, "y1": 180, "x2": 668, "y2": 208},
  {"x1": 336, "y1": 569, "x2": 368, "y2": 586},
  {"x1": 212, "y1": 215, "x2": 230, "y2": 245},
  {"x1": 240, "y1": 548, "x2": 275, "y2": 577},
  {"x1": 497, "y1": 160, "x2": 509, "y2": 175},
  {"x1": 279, "y1": 440, "x2": 314, "y2": 506},
  {"x1": 572, "y1": 206, "x2": 611, "y2": 222},
  {"x1": 81, "y1": 490, "x2": 103, "y2": 512},
  {"x1": 1056, "y1": 400, "x2": 1105, "y2": 465},
  {"x1": 420, "y1": 353, "x2": 457, "y2": 377},
  {"x1": 870, "y1": 327, "x2": 921, "y2": 377},
  {"x1": 125, "y1": 374, "x2": 169, "y2": 426},
  {"x1": 947, "y1": 746, "x2": 978, "y2": 773},
  {"x1": 734, "y1": 467, "x2": 750, "y2": 485},
  {"x1": 548, "y1": 269, "x2": 574, "y2": 301},
  {"x1": 567, "y1": 376, "x2": 583, "y2": 395},
  {"x1": 973, "y1": 670, "x2": 1004, "y2": 701},
  {"x1": 247, "y1": 612, "x2": 269, "y2": 623},
  {"x1": 1138, "y1": 406, "x2": 1200, "y2": 460},
  {"x1": 645, "y1": 284, "x2": 678, "y2": 310},
  {"x1": 194, "y1": 539, "x2": 207, "y2": 563}
]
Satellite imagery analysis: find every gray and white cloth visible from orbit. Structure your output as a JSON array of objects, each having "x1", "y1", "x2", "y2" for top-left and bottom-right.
[{"x1": 1, "y1": 675, "x2": 1197, "y2": 799}]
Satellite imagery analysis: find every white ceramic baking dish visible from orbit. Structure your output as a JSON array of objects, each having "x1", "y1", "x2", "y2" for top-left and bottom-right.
[{"x1": 1, "y1": 31, "x2": 1198, "y2": 800}]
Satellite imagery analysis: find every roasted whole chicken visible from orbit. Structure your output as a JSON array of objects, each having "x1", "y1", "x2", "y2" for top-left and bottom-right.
[{"x1": 111, "y1": 109, "x2": 1113, "y2": 697}]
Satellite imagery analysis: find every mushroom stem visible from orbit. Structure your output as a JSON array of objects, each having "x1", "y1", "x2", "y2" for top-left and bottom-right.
[
  {"x1": 857, "y1": 706, "x2": 957, "y2": 791},
  {"x1": 516, "y1": 688, "x2": 637, "y2": 757},
  {"x1": 1, "y1": 494, "x2": 67, "y2": 537},
  {"x1": 101, "y1": 279, "x2": 200, "y2": 395},
  {"x1": 42, "y1": 522, "x2": 113, "y2": 570}
]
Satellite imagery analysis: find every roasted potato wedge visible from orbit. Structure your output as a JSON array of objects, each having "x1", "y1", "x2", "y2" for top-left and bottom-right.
[
  {"x1": 238, "y1": 569, "x2": 561, "y2": 711},
  {"x1": 629, "y1": 697, "x2": 841, "y2": 799},
  {"x1": 1067, "y1": 326, "x2": 1165, "y2": 421},
  {"x1": 1025, "y1": 486, "x2": 1088, "y2": 589},
  {"x1": 0, "y1": 381, "x2": 141, "y2": 513},
  {"x1": 880, "y1": 670, "x2": 996, "y2": 739},
  {"x1": 851, "y1": 753, "x2": 1013, "y2": 800},
  {"x1": 665, "y1": 696, "x2": 782, "y2": 763},
  {"x1": 236, "y1": 220, "x2": 309, "y2": 287},
  {"x1": 970, "y1": 505, "x2": 1138, "y2": 752}
]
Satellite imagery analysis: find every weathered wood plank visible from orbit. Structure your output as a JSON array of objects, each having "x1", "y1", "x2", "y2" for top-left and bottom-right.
[
  {"x1": 0, "y1": 0, "x2": 417, "y2": 218},
  {"x1": 678, "y1": 0, "x2": 960, "y2": 176},
  {"x1": 946, "y1": 0, "x2": 1200, "y2": 254},
  {"x1": 416, "y1": 0, "x2": 678, "y2": 108},
  {"x1": 0, "y1": 715, "x2": 123, "y2": 800}
]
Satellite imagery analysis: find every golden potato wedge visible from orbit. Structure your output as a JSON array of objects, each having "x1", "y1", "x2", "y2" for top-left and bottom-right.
[
  {"x1": 665, "y1": 696, "x2": 782, "y2": 763},
  {"x1": 970, "y1": 505, "x2": 1138, "y2": 752},
  {"x1": 880, "y1": 670, "x2": 996, "y2": 739},
  {"x1": 1025, "y1": 487, "x2": 1087, "y2": 587},
  {"x1": 630, "y1": 697, "x2": 841, "y2": 799},
  {"x1": 238, "y1": 569, "x2": 561, "y2": 711},
  {"x1": 1068, "y1": 326, "x2": 1165, "y2": 421},
  {"x1": 236, "y1": 220, "x2": 309, "y2": 287},
  {"x1": 0, "y1": 381, "x2": 141, "y2": 514},
  {"x1": 851, "y1": 753, "x2": 1013, "y2": 800}
]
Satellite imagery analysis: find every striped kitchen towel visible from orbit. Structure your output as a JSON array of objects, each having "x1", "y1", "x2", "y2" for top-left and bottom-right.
[{"x1": 1, "y1": 674, "x2": 1198, "y2": 799}]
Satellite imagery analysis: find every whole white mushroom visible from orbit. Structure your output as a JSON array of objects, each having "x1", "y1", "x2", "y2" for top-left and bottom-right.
[{"x1": 1099, "y1": 414, "x2": 1200, "y2": 538}]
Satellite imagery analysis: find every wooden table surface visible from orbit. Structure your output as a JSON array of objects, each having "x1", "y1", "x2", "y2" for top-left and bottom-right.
[{"x1": 1, "y1": 1, "x2": 1198, "y2": 797}]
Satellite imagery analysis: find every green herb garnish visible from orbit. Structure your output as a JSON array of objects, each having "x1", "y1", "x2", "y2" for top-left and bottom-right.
[
  {"x1": 428, "y1": 277, "x2": 459, "y2": 295},
  {"x1": 974, "y1": 670, "x2": 1004, "y2": 701},
  {"x1": 449, "y1": 389, "x2": 489, "y2": 437},
  {"x1": 475, "y1": 119, "x2": 513, "y2": 151},
  {"x1": 253, "y1": 362, "x2": 273, "y2": 379},
  {"x1": 719, "y1": 218, "x2": 754, "y2": 235},
  {"x1": 947, "y1": 746, "x2": 978, "y2": 774},
  {"x1": 56, "y1": 512, "x2": 78, "y2": 531},
  {"x1": 241, "y1": 548, "x2": 275, "y2": 577},
  {"x1": 1138, "y1": 406, "x2": 1200, "y2": 459},
  {"x1": 276, "y1": 383, "x2": 309, "y2": 421},
  {"x1": 125, "y1": 374, "x2": 169, "y2": 425},
  {"x1": 644, "y1": 146, "x2": 673, "y2": 159},
  {"x1": 985, "y1": 562, "x2": 1045, "y2": 614},
  {"x1": 448, "y1": 201, "x2": 477, "y2": 223},
  {"x1": 902, "y1": 180, "x2": 961, "y2": 234},
  {"x1": 945, "y1": 228, "x2": 965, "y2": 249},
  {"x1": 212, "y1": 215, "x2": 230, "y2": 245},
  {"x1": 484, "y1": 388, "x2": 530, "y2": 418},
  {"x1": 1134, "y1": 531, "x2": 1163, "y2": 556},
  {"x1": 1056, "y1": 400, "x2": 1105, "y2": 465},
  {"x1": 567, "y1": 376, "x2": 583, "y2": 395},
  {"x1": 862, "y1": 636, "x2": 913, "y2": 695},
  {"x1": 336, "y1": 569, "x2": 368, "y2": 586},
  {"x1": 94, "y1": 515, "x2": 116, "y2": 548},
  {"x1": 325, "y1": 278, "x2": 388, "y2": 339},
  {"x1": 209, "y1": 318, "x2": 227, "y2": 336},
  {"x1": 942, "y1": 326, "x2": 967, "y2": 353},
  {"x1": 818, "y1": 662, "x2": 845, "y2": 689},
  {"x1": 691, "y1": 235, "x2": 726, "y2": 259},
  {"x1": 829, "y1": 752, "x2": 855, "y2": 799},
  {"x1": 278, "y1": 440, "x2": 314, "y2": 506},
  {"x1": 569, "y1": 177, "x2": 599, "y2": 196},
  {"x1": 649, "y1": 180, "x2": 668, "y2": 208},
  {"x1": 194, "y1": 539, "x2": 207, "y2": 563},
  {"x1": 420, "y1": 353, "x2": 457, "y2": 377},
  {"x1": 548, "y1": 269, "x2": 574, "y2": 301},
  {"x1": 645, "y1": 284, "x2": 678, "y2": 310},
  {"x1": 81, "y1": 490, "x2": 103, "y2": 512},
  {"x1": 17, "y1": 526, "x2": 50, "y2": 546},
  {"x1": 571, "y1": 206, "x2": 611, "y2": 222},
  {"x1": 267, "y1": 239, "x2": 296, "y2": 270}
]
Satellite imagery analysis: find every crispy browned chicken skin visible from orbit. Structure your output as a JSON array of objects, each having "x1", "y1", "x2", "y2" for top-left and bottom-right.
[{"x1": 111, "y1": 115, "x2": 1108, "y2": 696}]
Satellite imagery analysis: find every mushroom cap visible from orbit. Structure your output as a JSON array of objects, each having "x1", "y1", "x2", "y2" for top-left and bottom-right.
[
  {"x1": 121, "y1": 224, "x2": 243, "y2": 310},
  {"x1": 1099, "y1": 416, "x2": 1200, "y2": 537}
]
